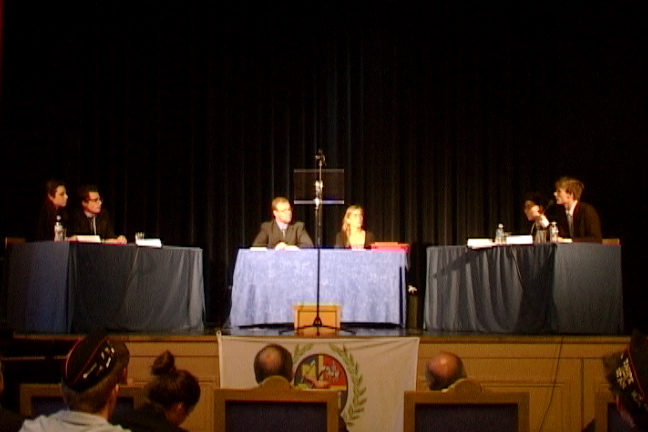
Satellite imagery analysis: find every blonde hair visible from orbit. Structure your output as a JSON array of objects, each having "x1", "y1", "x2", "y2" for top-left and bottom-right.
[
  {"x1": 555, "y1": 177, "x2": 584, "y2": 200},
  {"x1": 341, "y1": 205, "x2": 364, "y2": 239}
]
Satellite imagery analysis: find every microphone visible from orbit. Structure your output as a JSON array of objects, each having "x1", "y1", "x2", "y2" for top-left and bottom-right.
[
  {"x1": 541, "y1": 199, "x2": 555, "y2": 228},
  {"x1": 315, "y1": 149, "x2": 326, "y2": 166}
]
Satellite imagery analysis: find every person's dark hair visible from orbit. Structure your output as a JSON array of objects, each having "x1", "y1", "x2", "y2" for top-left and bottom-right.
[
  {"x1": 145, "y1": 351, "x2": 201, "y2": 411},
  {"x1": 78, "y1": 184, "x2": 100, "y2": 202},
  {"x1": 254, "y1": 344, "x2": 293, "y2": 383},
  {"x1": 45, "y1": 179, "x2": 66, "y2": 198},
  {"x1": 61, "y1": 333, "x2": 130, "y2": 413}
]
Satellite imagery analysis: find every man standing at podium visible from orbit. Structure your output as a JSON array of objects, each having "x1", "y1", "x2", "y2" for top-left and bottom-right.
[{"x1": 252, "y1": 197, "x2": 313, "y2": 250}]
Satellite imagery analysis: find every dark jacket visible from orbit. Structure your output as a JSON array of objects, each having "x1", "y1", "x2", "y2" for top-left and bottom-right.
[{"x1": 252, "y1": 220, "x2": 313, "y2": 248}]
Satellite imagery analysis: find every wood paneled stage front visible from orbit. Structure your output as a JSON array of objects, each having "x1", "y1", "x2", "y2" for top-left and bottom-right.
[{"x1": 1, "y1": 330, "x2": 628, "y2": 432}]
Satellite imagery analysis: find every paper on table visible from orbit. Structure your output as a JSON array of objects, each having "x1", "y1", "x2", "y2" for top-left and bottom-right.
[
  {"x1": 135, "y1": 238, "x2": 162, "y2": 248},
  {"x1": 467, "y1": 238, "x2": 495, "y2": 249}
]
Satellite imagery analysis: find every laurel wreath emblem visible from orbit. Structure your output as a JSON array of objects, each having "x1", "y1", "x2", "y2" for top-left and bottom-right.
[
  {"x1": 330, "y1": 344, "x2": 367, "y2": 428},
  {"x1": 293, "y1": 343, "x2": 367, "y2": 429}
]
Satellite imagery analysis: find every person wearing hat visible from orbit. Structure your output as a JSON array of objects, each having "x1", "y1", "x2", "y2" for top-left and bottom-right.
[
  {"x1": 19, "y1": 332, "x2": 131, "y2": 432},
  {"x1": 602, "y1": 330, "x2": 648, "y2": 431}
]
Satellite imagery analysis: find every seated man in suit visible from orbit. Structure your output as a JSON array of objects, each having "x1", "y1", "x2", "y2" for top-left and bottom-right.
[
  {"x1": 67, "y1": 185, "x2": 127, "y2": 244},
  {"x1": 425, "y1": 352, "x2": 467, "y2": 391},
  {"x1": 550, "y1": 176, "x2": 602, "y2": 243},
  {"x1": 252, "y1": 197, "x2": 313, "y2": 250}
]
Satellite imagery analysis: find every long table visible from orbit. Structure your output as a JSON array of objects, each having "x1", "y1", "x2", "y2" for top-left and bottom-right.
[
  {"x1": 229, "y1": 249, "x2": 408, "y2": 327},
  {"x1": 425, "y1": 243, "x2": 623, "y2": 334},
  {"x1": 6, "y1": 242, "x2": 205, "y2": 333}
]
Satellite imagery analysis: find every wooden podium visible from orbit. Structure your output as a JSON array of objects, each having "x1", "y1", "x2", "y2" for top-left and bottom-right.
[{"x1": 292, "y1": 303, "x2": 341, "y2": 335}]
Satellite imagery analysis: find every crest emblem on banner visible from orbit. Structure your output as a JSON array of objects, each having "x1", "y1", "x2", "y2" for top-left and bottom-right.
[{"x1": 292, "y1": 343, "x2": 367, "y2": 427}]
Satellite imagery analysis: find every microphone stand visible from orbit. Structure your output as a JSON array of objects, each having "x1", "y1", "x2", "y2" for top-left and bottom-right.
[{"x1": 295, "y1": 150, "x2": 341, "y2": 336}]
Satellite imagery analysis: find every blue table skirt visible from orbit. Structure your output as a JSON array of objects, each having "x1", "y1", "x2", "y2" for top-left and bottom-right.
[
  {"x1": 229, "y1": 249, "x2": 408, "y2": 326},
  {"x1": 425, "y1": 243, "x2": 623, "y2": 334},
  {"x1": 6, "y1": 242, "x2": 205, "y2": 333}
]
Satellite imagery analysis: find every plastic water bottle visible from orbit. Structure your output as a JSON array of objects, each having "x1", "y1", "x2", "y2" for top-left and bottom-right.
[
  {"x1": 54, "y1": 216, "x2": 65, "y2": 241},
  {"x1": 495, "y1": 224, "x2": 505, "y2": 244},
  {"x1": 549, "y1": 222, "x2": 559, "y2": 243}
]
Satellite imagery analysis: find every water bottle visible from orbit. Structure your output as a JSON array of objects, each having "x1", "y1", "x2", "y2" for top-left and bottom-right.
[
  {"x1": 54, "y1": 216, "x2": 65, "y2": 242},
  {"x1": 495, "y1": 223, "x2": 505, "y2": 244},
  {"x1": 549, "y1": 222, "x2": 559, "y2": 243}
]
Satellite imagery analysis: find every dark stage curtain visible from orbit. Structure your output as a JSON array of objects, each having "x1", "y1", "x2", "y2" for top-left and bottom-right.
[{"x1": 1, "y1": 2, "x2": 647, "y2": 328}]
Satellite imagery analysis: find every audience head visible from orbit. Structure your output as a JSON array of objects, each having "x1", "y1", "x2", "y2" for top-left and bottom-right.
[
  {"x1": 341, "y1": 205, "x2": 364, "y2": 234},
  {"x1": 45, "y1": 179, "x2": 68, "y2": 209},
  {"x1": 145, "y1": 350, "x2": 201, "y2": 427},
  {"x1": 554, "y1": 176, "x2": 584, "y2": 205},
  {"x1": 523, "y1": 193, "x2": 548, "y2": 222},
  {"x1": 603, "y1": 330, "x2": 648, "y2": 430},
  {"x1": 78, "y1": 185, "x2": 103, "y2": 216},
  {"x1": 60, "y1": 331, "x2": 130, "y2": 416},
  {"x1": 425, "y1": 352, "x2": 467, "y2": 391},
  {"x1": 271, "y1": 197, "x2": 292, "y2": 225},
  {"x1": 254, "y1": 344, "x2": 293, "y2": 384}
]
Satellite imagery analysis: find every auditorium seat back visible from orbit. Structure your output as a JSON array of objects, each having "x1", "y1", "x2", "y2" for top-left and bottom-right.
[{"x1": 404, "y1": 379, "x2": 530, "y2": 432}]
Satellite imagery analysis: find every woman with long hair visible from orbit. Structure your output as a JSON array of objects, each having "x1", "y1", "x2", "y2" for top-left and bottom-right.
[{"x1": 334, "y1": 205, "x2": 375, "y2": 249}]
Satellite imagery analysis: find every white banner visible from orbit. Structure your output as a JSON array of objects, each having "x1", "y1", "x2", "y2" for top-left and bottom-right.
[{"x1": 218, "y1": 335, "x2": 419, "y2": 432}]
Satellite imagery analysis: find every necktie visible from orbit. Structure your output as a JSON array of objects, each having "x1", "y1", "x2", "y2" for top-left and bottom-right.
[
  {"x1": 89, "y1": 217, "x2": 97, "y2": 235},
  {"x1": 567, "y1": 212, "x2": 573, "y2": 237}
]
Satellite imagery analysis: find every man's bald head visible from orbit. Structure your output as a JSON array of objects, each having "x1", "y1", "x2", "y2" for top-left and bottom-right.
[
  {"x1": 425, "y1": 352, "x2": 467, "y2": 391},
  {"x1": 254, "y1": 344, "x2": 293, "y2": 384}
]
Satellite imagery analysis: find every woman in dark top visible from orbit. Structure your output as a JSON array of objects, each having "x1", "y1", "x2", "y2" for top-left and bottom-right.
[
  {"x1": 34, "y1": 179, "x2": 68, "y2": 241},
  {"x1": 112, "y1": 351, "x2": 200, "y2": 432},
  {"x1": 334, "y1": 205, "x2": 375, "y2": 249}
]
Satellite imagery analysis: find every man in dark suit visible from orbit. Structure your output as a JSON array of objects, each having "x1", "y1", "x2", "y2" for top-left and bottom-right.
[
  {"x1": 252, "y1": 197, "x2": 313, "y2": 249},
  {"x1": 551, "y1": 177, "x2": 602, "y2": 243},
  {"x1": 67, "y1": 185, "x2": 127, "y2": 244}
]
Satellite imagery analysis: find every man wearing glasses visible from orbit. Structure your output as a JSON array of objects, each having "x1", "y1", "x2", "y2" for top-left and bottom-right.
[
  {"x1": 68, "y1": 185, "x2": 127, "y2": 244},
  {"x1": 252, "y1": 197, "x2": 313, "y2": 250}
]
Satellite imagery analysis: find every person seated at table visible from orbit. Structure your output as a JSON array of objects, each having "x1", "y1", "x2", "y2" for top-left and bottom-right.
[
  {"x1": 34, "y1": 179, "x2": 69, "y2": 241},
  {"x1": 112, "y1": 350, "x2": 200, "y2": 432},
  {"x1": 523, "y1": 193, "x2": 550, "y2": 243},
  {"x1": 67, "y1": 185, "x2": 127, "y2": 244},
  {"x1": 550, "y1": 176, "x2": 602, "y2": 243},
  {"x1": 425, "y1": 352, "x2": 467, "y2": 391},
  {"x1": 252, "y1": 197, "x2": 313, "y2": 250},
  {"x1": 334, "y1": 205, "x2": 375, "y2": 249}
]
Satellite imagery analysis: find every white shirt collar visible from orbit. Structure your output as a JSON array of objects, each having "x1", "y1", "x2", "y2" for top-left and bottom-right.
[{"x1": 275, "y1": 220, "x2": 288, "y2": 231}]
